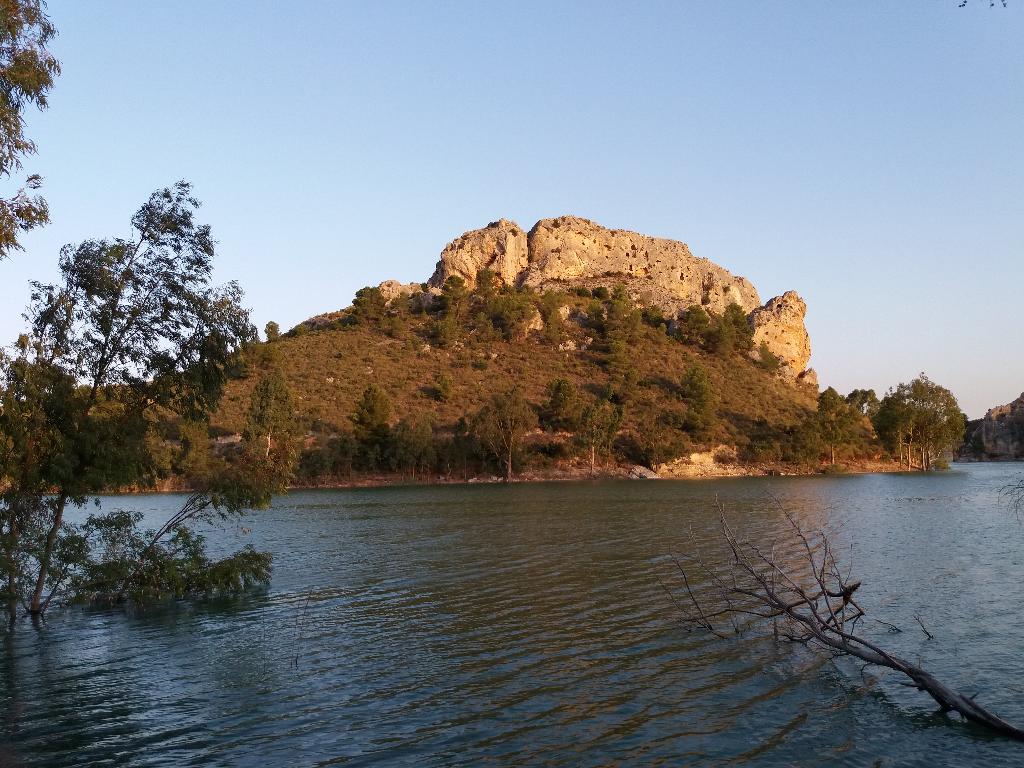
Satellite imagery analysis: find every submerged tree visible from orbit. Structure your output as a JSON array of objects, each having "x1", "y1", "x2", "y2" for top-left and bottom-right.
[
  {"x1": 0, "y1": 182, "x2": 292, "y2": 621},
  {"x1": 670, "y1": 508, "x2": 1024, "y2": 741},
  {"x1": 0, "y1": 0, "x2": 61, "y2": 258}
]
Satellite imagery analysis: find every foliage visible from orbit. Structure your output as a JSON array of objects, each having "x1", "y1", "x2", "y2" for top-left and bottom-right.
[
  {"x1": 756, "y1": 342, "x2": 781, "y2": 374},
  {"x1": 470, "y1": 388, "x2": 537, "y2": 479},
  {"x1": 707, "y1": 303, "x2": 754, "y2": 355},
  {"x1": 0, "y1": 0, "x2": 60, "y2": 258},
  {"x1": 541, "y1": 378, "x2": 582, "y2": 431},
  {"x1": 264, "y1": 321, "x2": 281, "y2": 342},
  {"x1": 678, "y1": 363, "x2": 716, "y2": 436},
  {"x1": 575, "y1": 398, "x2": 623, "y2": 473},
  {"x1": 846, "y1": 388, "x2": 880, "y2": 418},
  {"x1": 815, "y1": 387, "x2": 860, "y2": 465},
  {"x1": 0, "y1": 184, "x2": 285, "y2": 620},
  {"x1": 351, "y1": 286, "x2": 388, "y2": 325},
  {"x1": 351, "y1": 384, "x2": 392, "y2": 468},
  {"x1": 872, "y1": 374, "x2": 965, "y2": 470},
  {"x1": 61, "y1": 511, "x2": 272, "y2": 607},
  {"x1": 676, "y1": 305, "x2": 711, "y2": 346}
]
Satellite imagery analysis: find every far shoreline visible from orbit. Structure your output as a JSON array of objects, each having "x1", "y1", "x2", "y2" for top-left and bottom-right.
[{"x1": 96, "y1": 458, "x2": 1001, "y2": 498}]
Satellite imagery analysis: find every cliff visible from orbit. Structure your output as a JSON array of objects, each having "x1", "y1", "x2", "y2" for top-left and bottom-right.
[
  {"x1": 422, "y1": 216, "x2": 813, "y2": 383},
  {"x1": 968, "y1": 393, "x2": 1024, "y2": 459}
]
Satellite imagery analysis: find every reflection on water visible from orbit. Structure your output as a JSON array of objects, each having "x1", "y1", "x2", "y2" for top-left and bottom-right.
[{"x1": 2, "y1": 464, "x2": 1024, "y2": 766}]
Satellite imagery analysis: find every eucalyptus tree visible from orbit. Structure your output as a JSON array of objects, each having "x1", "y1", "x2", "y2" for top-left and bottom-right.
[
  {"x1": 471, "y1": 388, "x2": 537, "y2": 480},
  {"x1": 0, "y1": 182, "x2": 293, "y2": 621},
  {"x1": 0, "y1": 0, "x2": 61, "y2": 258}
]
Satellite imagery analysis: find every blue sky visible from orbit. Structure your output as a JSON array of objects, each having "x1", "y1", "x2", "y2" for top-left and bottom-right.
[{"x1": 2, "y1": 1, "x2": 1021, "y2": 418}]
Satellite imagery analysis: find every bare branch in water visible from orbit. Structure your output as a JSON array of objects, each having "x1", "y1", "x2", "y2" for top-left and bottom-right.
[{"x1": 668, "y1": 506, "x2": 1024, "y2": 741}]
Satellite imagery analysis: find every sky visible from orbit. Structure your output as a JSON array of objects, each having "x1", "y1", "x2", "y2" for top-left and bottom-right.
[{"x1": 1, "y1": 1, "x2": 1021, "y2": 418}]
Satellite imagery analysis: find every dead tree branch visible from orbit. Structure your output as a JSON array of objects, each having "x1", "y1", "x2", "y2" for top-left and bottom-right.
[{"x1": 670, "y1": 507, "x2": 1024, "y2": 741}]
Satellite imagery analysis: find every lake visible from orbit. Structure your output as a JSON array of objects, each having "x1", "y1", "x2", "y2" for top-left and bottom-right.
[{"x1": 3, "y1": 464, "x2": 1024, "y2": 766}]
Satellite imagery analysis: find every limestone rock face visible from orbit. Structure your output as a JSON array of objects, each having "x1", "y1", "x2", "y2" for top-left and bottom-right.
[
  {"x1": 979, "y1": 393, "x2": 1024, "y2": 458},
  {"x1": 376, "y1": 280, "x2": 421, "y2": 303},
  {"x1": 523, "y1": 216, "x2": 761, "y2": 315},
  {"x1": 422, "y1": 214, "x2": 815, "y2": 384},
  {"x1": 428, "y1": 219, "x2": 528, "y2": 290},
  {"x1": 749, "y1": 291, "x2": 812, "y2": 380}
]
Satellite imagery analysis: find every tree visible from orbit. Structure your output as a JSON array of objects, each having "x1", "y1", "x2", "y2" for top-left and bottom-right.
[
  {"x1": 873, "y1": 375, "x2": 965, "y2": 470},
  {"x1": 0, "y1": 0, "x2": 60, "y2": 259},
  {"x1": 846, "y1": 388, "x2": 879, "y2": 418},
  {"x1": 676, "y1": 305, "x2": 710, "y2": 346},
  {"x1": 390, "y1": 416, "x2": 436, "y2": 479},
  {"x1": 576, "y1": 398, "x2": 623, "y2": 474},
  {"x1": 243, "y1": 369, "x2": 297, "y2": 464},
  {"x1": 0, "y1": 183, "x2": 280, "y2": 620},
  {"x1": 816, "y1": 387, "x2": 859, "y2": 465},
  {"x1": 264, "y1": 321, "x2": 280, "y2": 342},
  {"x1": 679, "y1": 363, "x2": 716, "y2": 436},
  {"x1": 352, "y1": 384, "x2": 391, "y2": 467},
  {"x1": 470, "y1": 388, "x2": 537, "y2": 479},
  {"x1": 674, "y1": 508, "x2": 1024, "y2": 741},
  {"x1": 708, "y1": 303, "x2": 754, "y2": 355},
  {"x1": 541, "y1": 378, "x2": 581, "y2": 431},
  {"x1": 351, "y1": 286, "x2": 387, "y2": 325}
]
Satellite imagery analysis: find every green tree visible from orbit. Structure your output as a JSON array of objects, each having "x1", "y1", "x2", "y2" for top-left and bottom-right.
[
  {"x1": 470, "y1": 388, "x2": 537, "y2": 479},
  {"x1": 438, "y1": 275, "x2": 469, "y2": 322},
  {"x1": 0, "y1": 183, "x2": 281, "y2": 619},
  {"x1": 243, "y1": 369, "x2": 298, "y2": 465},
  {"x1": 390, "y1": 416, "x2": 436, "y2": 479},
  {"x1": 872, "y1": 375, "x2": 963, "y2": 470},
  {"x1": 576, "y1": 399, "x2": 623, "y2": 474},
  {"x1": 538, "y1": 291, "x2": 565, "y2": 345},
  {"x1": 351, "y1": 286, "x2": 387, "y2": 325},
  {"x1": 0, "y1": 0, "x2": 60, "y2": 259},
  {"x1": 264, "y1": 321, "x2": 280, "y2": 342},
  {"x1": 708, "y1": 303, "x2": 754, "y2": 355},
  {"x1": 846, "y1": 388, "x2": 880, "y2": 418},
  {"x1": 676, "y1": 305, "x2": 711, "y2": 346},
  {"x1": 433, "y1": 373, "x2": 454, "y2": 402},
  {"x1": 816, "y1": 386, "x2": 859, "y2": 465},
  {"x1": 352, "y1": 384, "x2": 391, "y2": 467},
  {"x1": 679, "y1": 363, "x2": 716, "y2": 435},
  {"x1": 756, "y1": 342, "x2": 781, "y2": 374},
  {"x1": 541, "y1": 378, "x2": 581, "y2": 431}
]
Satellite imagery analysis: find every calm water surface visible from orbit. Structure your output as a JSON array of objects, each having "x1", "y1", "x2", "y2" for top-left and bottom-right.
[{"x1": 3, "y1": 464, "x2": 1024, "y2": 766}]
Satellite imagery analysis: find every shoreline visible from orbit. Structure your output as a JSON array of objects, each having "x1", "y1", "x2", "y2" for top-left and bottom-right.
[{"x1": 111, "y1": 459, "x2": 930, "y2": 497}]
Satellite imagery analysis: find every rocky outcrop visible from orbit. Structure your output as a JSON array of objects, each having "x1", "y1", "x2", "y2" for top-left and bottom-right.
[
  {"x1": 427, "y1": 219, "x2": 528, "y2": 290},
  {"x1": 522, "y1": 216, "x2": 761, "y2": 315},
  {"x1": 376, "y1": 280, "x2": 421, "y2": 303},
  {"x1": 422, "y1": 214, "x2": 815, "y2": 384},
  {"x1": 749, "y1": 291, "x2": 812, "y2": 380},
  {"x1": 976, "y1": 393, "x2": 1024, "y2": 458}
]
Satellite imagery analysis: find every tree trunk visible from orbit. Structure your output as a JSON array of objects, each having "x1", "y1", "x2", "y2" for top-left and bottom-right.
[
  {"x1": 830, "y1": 443, "x2": 836, "y2": 465},
  {"x1": 505, "y1": 450, "x2": 512, "y2": 481},
  {"x1": 590, "y1": 444, "x2": 596, "y2": 476},
  {"x1": 29, "y1": 494, "x2": 67, "y2": 615},
  {"x1": 5, "y1": 513, "x2": 18, "y2": 624}
]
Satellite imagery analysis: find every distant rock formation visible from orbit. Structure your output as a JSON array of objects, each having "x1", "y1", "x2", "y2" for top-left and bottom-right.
[
  {"x1": 361, "y1": 216, "x2": 816, "y2": 384},
  {"x1": 749, "y1": 291, "x2": 813, "y2": 382},
  {"x1": 974, "y1": 393, "x2": 1024, "y2": 459},
  {"x1": 427, "y1": 219, "x2": 528, "y2": 290},
  {"x1": 522, "y1": 216, "x2": 762, "y2": 315}
]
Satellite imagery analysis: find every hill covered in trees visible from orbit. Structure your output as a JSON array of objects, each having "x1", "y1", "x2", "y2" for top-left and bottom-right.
[{"x1": 202, "y1": 217, "x2": 965, "y2": 485}]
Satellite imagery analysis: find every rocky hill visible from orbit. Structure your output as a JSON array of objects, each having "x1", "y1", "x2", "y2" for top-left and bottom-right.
[
  {"x1": 964, "y1": 393, "x2": 1024, "y2": 459},
  {"x1": 419, "y1": 216, "x2": 814, "y2": 384},
  {"x1": 212, "y1": 216, "x2": 837, "y2": 483}
]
